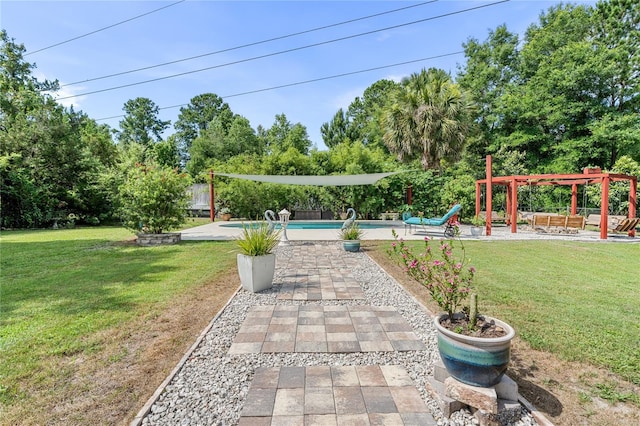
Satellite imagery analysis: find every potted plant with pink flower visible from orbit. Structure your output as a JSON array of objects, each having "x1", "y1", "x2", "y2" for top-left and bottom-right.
[{"x1": 388, "y1": 228, "x2": 515, "y2": 387}]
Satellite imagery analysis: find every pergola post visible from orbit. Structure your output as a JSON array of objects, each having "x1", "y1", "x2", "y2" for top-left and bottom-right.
[
  {"x1": 600, "y1": 176, "x2": 610, "y2": 240},
  {"x1": 510, "y1": 177, "x2": 518, "y2": 233},
  {"x1": 486, "y1": 155, "x2": 492, "y2": 236},
  {"x1": 209, "y1": 170, "x2": 215, "y2": 222},
  {"x1": 571, "y1": 184, "x2": 578, "y2": 215},
  {"x1": 629, "y1": 177, "x2": 637, "y2": 237},
  {"x1": 475, "y1": 181, "x2": 481, "y2": 217},
  {"x1": 506, "y1": 183, "x2": 511, "y2": 224}
]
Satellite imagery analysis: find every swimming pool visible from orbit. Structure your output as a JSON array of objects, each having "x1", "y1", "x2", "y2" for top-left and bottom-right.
[{"x1": 219, "y1": 221, "x2": 401, "y2": 230}]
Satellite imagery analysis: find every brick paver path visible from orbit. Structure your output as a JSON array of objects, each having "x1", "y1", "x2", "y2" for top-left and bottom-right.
[
  {"x1": 235, "y1": 243, "x2": 437, "y2": 425},
  {"x1": 277, "y1": 268, "x2": 365, "y2": 300},
  {"x1": 228, "y1": 305, "x2": 426, "y2": 354},
  {"x1": 275, "y1": 244, "x2": 361, "y2": 270},
  {"x1": 238, "y1": 366, "x2": 433, "y2": 425}
]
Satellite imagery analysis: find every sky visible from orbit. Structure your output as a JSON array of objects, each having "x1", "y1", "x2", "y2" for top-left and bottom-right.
[{"x1": 2, "y1": 0, "x2": 597, "y2": 151}]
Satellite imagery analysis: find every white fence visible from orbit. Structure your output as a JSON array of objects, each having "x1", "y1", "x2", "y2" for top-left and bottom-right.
[{"x1": 187, "y1": 184, "x2": 210, "y2": 214}]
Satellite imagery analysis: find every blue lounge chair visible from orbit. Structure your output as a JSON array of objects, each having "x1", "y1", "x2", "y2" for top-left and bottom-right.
[{"x1": 402, "y1": 204, "x2": 462, "y2": 237}]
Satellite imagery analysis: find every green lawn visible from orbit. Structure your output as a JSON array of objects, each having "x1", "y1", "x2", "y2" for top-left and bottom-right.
[
  {"x1": 0, "y1": 227, "x2": 237, "y2": 422},
  {"x1": 378, "y1": 239, "x2": 640, "y2": 389},
  {"x1": 2, "y1": 228, "x2": 639, "y2": 420}
]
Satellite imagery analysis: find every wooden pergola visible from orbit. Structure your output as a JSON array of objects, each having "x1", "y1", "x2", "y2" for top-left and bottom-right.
[{"x1": 476, "y1": 156, "x2": 637, "y2": 240}]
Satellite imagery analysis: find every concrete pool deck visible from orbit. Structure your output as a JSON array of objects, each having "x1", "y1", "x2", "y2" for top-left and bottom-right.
[{"x1": 180, "y1": 220, "x2": 638, "y2": 242}]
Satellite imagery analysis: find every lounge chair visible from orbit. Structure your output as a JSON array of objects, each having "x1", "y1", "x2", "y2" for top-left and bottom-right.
[{"x1": 403, "y1": 204, "x2": 462, "y2": 237}]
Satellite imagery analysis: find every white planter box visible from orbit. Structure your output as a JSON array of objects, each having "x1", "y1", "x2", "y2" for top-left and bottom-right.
[{"x1": 237, "y1": 253, "x2": 276, "y2": 293}]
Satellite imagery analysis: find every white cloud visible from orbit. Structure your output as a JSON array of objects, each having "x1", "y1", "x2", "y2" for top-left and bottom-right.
[
  {"x1": 384, "y1": 73, "x2": 408, "y2": 83},
  {"x1": 53, "y1": 85, "x2": 87, "y2": 109},
  {"x1": 332, "y1": 87, "x2": 366, "y2": 111},
  {"x1": 34, "y1": 71, "x2": 86, "y2": 109}
]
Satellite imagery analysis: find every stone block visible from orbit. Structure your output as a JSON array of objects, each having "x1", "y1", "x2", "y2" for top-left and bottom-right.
[
  {"x1": 444, "y1": 377, "x2": 498, "y2": 414},
  {"x1": 433, "y1": 360, "x2": 450, "y2": 383},
  {"x1": 473, "y1": 409, "x2": 501, "y2": 426},
  {"x1": 426, "y1": 377, "x2": 465, "y2": 418},
  {"x1": 497, "y1": 399, "x2": 523, "y2": 423},
  {"x1": 136, "y1": 233, "x2": 181, "y2": 246},
  {"x1": 495, "y1": 375, "x2": 519, "y2": 402}
]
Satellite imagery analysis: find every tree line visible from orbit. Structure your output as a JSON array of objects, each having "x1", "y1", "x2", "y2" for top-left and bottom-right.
[{"x1": 1, "y1": 0, "x2": 638, "y2": 228}]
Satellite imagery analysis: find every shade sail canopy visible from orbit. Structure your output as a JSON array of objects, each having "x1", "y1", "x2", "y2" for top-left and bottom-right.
[{"x1": 215, "y1": 171, "x2": 406, "y2": 186}]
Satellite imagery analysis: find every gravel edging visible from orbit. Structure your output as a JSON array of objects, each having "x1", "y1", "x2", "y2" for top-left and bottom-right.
[{"x1": 138, "y1": 242, "x2": 538, "y2": 426}]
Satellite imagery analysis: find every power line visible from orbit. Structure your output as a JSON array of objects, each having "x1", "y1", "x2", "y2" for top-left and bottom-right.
[
  {"x1": 95, "y1": 51, "x2": 464, "y2": 122},
  {"x1": 57, "y1": 0, "x2": 509, "y2": 101},
  {"x1": 25, "y1": 0, "x2": 186, "y2": 56},
  {"x1": 62, "y1": 1, "x2": 438, "y2": 87}
]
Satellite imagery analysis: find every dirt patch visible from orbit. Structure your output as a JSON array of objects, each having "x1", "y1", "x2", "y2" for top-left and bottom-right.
[
  {"x1": 365, "y1": 242, "x2": 640, "y2": 426},
  {"x1": 96, "y1": 267, "x2": 240, "y2": 425}
]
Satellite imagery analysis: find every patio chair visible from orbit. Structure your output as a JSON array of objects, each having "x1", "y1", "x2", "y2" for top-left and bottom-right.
[{"x1": 403, "y1": 204, "x2": 461, "y2": 237}]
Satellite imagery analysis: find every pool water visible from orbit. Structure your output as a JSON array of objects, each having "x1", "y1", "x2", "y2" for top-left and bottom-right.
[{"x1": 220, "y1": 221, "x2": 400, "y2": 230}]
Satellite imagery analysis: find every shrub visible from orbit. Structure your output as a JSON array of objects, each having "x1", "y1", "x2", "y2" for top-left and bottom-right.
[{"x1": 118, "y1": 163, "x2": 192, "y2": 234}]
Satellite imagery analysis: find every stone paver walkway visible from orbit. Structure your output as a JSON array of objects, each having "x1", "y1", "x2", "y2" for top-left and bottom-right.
[
  {"x1": 228, "y1": 305, "x2": 425, "y2": 354},
  {"x1": 277, "y1": 268, "x2": 365, "y2": 300},
  {"x1": 238, "y1": 366, "x2": 432, "y2": 425},
  {"x1": 232, "y1": 243, "x2": 437, "y2": 425},
  {"x1": 275, "y1": 244, "x2": 362, "y2": 270}
]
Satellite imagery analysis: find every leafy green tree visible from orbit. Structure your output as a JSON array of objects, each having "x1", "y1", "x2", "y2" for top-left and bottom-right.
[
  {"x1": 0, "y1": 153, "x2": 45, "y2": 227},
  {"x1": 1, "y1": 31, "x2": 118, "y2": 226},
  {"x1": 153, "y1": 135, "x2": 181, "y2": 168},
  {"x1": 383, "y1": 68, "x2": 474, "y2": 170},
  {"x1": 589, "y1": 0, "x2": 640, "y2": 167},
  {"x1": 321, "y1": 80, "x2": 398, "y2": 150},
  {"x1": 186, "y1": 115, "x2": 261, "y2": 177},
  {"x1": 118, "y1": 162, "x2": 192, "y2": 234},
  {"x1": 116, "y1": 97, "x2": 170, "y2": 151},
  {"x1": 456, "y1": 24, "x2": 520, "y2": 170},
  {"x1": 456, "y1": 1, "x2": 639, "y2": 174},
  {"x1": 321, "y1": 109, "x2": 353, "y2": 148},
  {"x1": 346, "y1": 79, "x2": 398, "y2": 149},
  {"x1": 586, "y1": 155, "x2": 640, "y2": 214},
  {"x1": 266, "y1": 114, "x2": 312, "y2": 155},
  {"x1": 174, "y1": 93, "x2": 233, "y2": 163}
]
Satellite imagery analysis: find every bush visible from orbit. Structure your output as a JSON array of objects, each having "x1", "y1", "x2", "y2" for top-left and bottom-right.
[{"x1": 118, "y1": 163, "x2": 192, "y2": 234}]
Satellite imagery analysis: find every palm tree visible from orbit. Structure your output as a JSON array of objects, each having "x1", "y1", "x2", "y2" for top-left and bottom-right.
[{"x1": 383, "y1": 68, "x2": 473, "y2": 170}]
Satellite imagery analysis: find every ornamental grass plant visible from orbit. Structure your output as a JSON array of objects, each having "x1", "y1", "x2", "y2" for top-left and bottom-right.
[
  {"x1": 236, "y1": 222, "x2": 281, "y2": 256},
  {"x1": 338, "y1": 223, "x2": 364, "y2": 240}
]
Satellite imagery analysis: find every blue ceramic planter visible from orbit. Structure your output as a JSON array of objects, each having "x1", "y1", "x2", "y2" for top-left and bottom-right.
[
  {"x1": 434, "y1": 314, "x2": 515, "y2": 387},
  {"x1": 342, "y1": 240, "x2": 361, "y2": 252}
]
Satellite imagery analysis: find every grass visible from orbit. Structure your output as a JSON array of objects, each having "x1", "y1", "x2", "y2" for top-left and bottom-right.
[
  {"x1": 2, "y1": 227, "x2": 639, "y2": 421},
  {"x1": 0, "y1": 226, "x2": 237, "y2": 424},
  {"x1": 377, "y1": 239, "x2": 640, "y2": 389}
]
